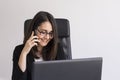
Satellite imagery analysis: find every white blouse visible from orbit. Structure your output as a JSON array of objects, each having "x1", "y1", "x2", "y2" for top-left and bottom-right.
[{"x1": 34, "y1": 57, "x2": 43, "y2": 62}]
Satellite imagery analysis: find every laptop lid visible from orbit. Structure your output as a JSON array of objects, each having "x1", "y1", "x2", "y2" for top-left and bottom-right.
[{"x1": 32, "y1": 57, "x2": 102, "y2": 80}]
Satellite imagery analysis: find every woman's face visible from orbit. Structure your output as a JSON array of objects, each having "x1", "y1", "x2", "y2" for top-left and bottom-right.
[{"x1": 36, "y1": 21, "x2": 53, "y2": 47}]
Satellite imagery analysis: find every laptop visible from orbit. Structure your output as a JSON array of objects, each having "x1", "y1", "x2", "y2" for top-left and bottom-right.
[{"x1": 32, "y1": 57, "x2": 102, "y2": 80}]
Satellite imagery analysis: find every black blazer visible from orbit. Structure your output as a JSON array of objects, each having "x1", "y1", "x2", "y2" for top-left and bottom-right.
[{"x1": 12, "y1": 44, "x2": 69, "y2": 80}]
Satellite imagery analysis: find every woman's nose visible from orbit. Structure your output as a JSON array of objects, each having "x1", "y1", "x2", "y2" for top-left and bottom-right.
[{"x1": 45, "y1": 34, "x2": 50, "y2": 39}]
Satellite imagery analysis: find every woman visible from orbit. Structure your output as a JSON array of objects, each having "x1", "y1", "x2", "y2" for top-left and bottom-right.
[{"x1": 12, "y1": 11, "x2": 67, "y2": 80}]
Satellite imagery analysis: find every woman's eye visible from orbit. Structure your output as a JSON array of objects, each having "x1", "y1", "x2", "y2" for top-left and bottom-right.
[
  {"x1": 49, "y1": 32, "x2": 53, "y2": 35},
  {"x1": 40, "y1": 31, "x2": 46, "y2": 35}
]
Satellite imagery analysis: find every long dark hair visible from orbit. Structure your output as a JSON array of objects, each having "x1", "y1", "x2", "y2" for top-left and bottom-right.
[{"x1": 24, "y1": 11, "x2": 58, "y2": 60}]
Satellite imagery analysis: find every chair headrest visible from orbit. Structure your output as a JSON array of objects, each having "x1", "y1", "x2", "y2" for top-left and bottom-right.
[{"x1": 55, "y1": 18, "x2": 70, "y2": 37}]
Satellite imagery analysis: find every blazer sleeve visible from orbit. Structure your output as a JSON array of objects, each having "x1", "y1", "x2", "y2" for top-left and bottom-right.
[{"x1": 12, "y1": 45, "x2": 27, "y2": 80}]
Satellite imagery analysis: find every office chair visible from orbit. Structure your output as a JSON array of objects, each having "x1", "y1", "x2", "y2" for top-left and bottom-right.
[{"x1": 24, "y1": 18, "x2": 72, "y2": 59}]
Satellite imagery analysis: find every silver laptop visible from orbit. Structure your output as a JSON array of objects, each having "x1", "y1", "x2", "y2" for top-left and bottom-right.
[{"x1": 32, "y1": 57, "x2": 102, "y2": 80}]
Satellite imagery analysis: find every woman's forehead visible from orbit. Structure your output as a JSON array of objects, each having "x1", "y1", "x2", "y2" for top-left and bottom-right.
[{"x1": 38, "y1": 21, "x2": 53, "y2": 31}]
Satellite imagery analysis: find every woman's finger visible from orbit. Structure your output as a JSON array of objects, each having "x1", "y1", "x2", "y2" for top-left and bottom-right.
[
  {"x1": 29, "y1": 31, "x2": 34, "y2": 40},
  {"x1": 28, "y1": 31, "x2": 39, "y2": 41}
]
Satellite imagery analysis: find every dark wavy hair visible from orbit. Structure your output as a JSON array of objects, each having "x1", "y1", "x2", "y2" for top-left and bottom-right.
[{"x1": 23, "y1": 11, "x2": 58, "y2": 60}]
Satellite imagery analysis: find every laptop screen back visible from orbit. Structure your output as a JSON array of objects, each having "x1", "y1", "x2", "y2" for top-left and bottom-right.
[{"x1": 32, "y1": 57, "x2": 102, "y2": 80}]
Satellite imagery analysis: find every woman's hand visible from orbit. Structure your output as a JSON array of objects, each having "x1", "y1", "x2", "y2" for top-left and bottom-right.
[
  {"x1": 22, "y1": 31, "x2": 40, "y2": 55},
  {"x1": 18, "y1": 31, "x2": 40, "y2": 72}
]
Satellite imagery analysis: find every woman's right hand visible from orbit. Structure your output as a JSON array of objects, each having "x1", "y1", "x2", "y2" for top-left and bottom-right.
[{"x1": 22, "y1": 31, "x2": 40, "y2": 55}]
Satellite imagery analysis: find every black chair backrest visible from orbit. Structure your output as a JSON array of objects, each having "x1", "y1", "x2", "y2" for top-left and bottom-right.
[{"x1": 24, "y1": 18, "x2": 72, "y2": 59}]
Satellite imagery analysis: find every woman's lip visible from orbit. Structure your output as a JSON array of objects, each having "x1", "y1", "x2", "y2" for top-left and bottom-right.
[
  {"x1": 40, "y1": 39, "x2": 48, "y2": 43},
  {"x1": 38, "y1": 38, "x2": 50, "y2": 44}
]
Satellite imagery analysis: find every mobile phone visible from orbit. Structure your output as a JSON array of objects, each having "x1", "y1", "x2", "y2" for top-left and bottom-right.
[
  {"x1": 34, "y1": 30, "x2": 37, "y2": 36},
  {"x1": 33, "y1": 30, "x2": 39, "y2": 45}
]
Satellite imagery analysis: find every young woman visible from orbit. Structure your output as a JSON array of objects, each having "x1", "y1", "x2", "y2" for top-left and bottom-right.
[{"x1": 12, "y1": 11, "x2": 68, "y2": 80}]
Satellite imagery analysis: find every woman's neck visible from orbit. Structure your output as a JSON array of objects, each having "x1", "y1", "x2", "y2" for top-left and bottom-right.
[
  {"x1": 37, "y1": 45, "x2": 43, "y2": 52},
  {"x1": 36, "y1": 45, "x2": 43, "y2": 58}
]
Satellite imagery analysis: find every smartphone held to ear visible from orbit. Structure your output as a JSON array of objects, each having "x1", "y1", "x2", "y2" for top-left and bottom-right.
[
  {"x1": 34, "y1": 30, "x2": 37, "y2": 36},
  {"x1": 33, "y1": 30, "x2": 39, "y2": 45}
]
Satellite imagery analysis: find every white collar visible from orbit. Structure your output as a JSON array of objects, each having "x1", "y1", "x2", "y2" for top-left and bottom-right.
[{"x1": 34, "y1": 57, "x2": 43, "y2": 62}]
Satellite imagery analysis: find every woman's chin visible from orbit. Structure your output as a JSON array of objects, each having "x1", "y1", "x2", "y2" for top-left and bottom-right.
[{"x1": 38, "y1": 42, "x2": 48, "y2": 47}]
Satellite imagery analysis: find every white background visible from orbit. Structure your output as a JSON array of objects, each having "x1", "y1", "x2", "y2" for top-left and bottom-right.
[{"x1": 0, "y1": 0, "x2": 120, "y2": 80}]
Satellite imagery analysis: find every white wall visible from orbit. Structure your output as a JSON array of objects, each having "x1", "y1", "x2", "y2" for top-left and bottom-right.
[{"x1": 0, "y1": 0, "x2": 120, "y2": 80}]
